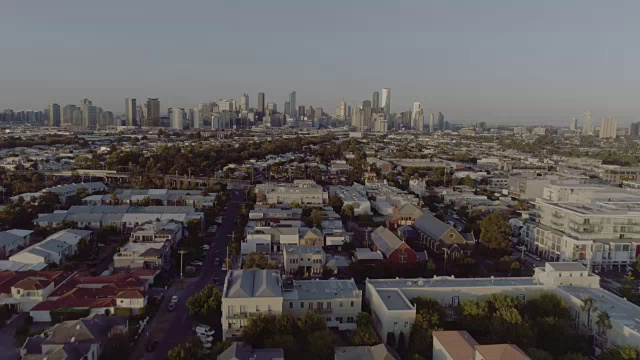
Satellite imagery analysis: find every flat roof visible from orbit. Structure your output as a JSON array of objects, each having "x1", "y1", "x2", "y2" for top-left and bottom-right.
[
  {"x1": 377, "y1": 289, "x2": 414, "y2": 311},
  {"x1": 283, "y1": 279, "x2": 359, "y2": 301},
  {"x1": 368, "y1": 276, "x2": 538, "y2": 290},
  {"x1": 561, "y1": 286, "x2": 640, "y2": 333}
]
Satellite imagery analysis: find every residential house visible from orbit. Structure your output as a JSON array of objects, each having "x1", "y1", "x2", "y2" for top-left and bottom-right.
[
  {"x1": 413, "y1": 214, "x2": 473, "y2": 259},
  {"x1": 0, "y1": 230, "x2": 33, "y2": 259},
  {"x1": 387, "y1": 204, "x2": 426, "y2": 230},
  {"x1": 0, "y1": 271, "x2": 68, "y2": 312},
  {"x1": 432, "y1": 331, "x2": 530, "y2": 360},
  {"x1": 300, "y1": 227, "x2": 324, "y2": 247},
  {"x1": 283, "y1": 245, "x2": 325, "y2": 276},
  {"x1": 9, "y1": 229, "x2": 92, "y2": 266},
  {"x1": 370, "y1": 227, "x2": 418, "y2": 266},
  {"x1": 257, "y1": 180, "x2": 328, "y2": 205},
  {"x1": 21, "y1": 314, "x2": 128, "y2": 360}
]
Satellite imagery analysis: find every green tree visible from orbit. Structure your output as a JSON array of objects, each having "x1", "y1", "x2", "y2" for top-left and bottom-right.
[
  {"x1": 243, "y1": 252, "x2": 278, "y2": 269},
  {"x1": 596, "y1": 310, "x2": 613, "y2": 337},
  {"x1": 479, "y1": 212, "x2": 512, "y2": 255},
  {"x1": 210, "y1": 340, "x2": 232, "y2": 357},
  {"x1": 341, "y1": 204, "x2": 354, "y2": 221},
  {"x1": 99, "y1": 333, "x2": 130, "y2": 360},
  {"x1": 310, "y1": 209, "x2": 324, "y2": 228},
  {"x1": 619, "y1": 271, "x2": 638, "y2": 302},
  {"x1": 580, "y1": 296, "x2": 597, "y2": 333},
  {"x1": 186, "y1": 285, "x2": 222, "y2": 326},
  {"x1": 601, "y1": 345, "x2": 640, "y2": 360},
  {"x1": 351, "y1": 312, "x2": 379, "y2": 346},
  {"x1": 328, "y1": 195, "x2": 344, "y2": 213},
  {"x1": 166, "y1": 341, "x2": 203, "y2": 360},
  {"x1": 526, "y1": 348, "x2": 554, "y2": 360},
  {"x1": 458, "y1": 300, "x2": 490, "y2": 336}
]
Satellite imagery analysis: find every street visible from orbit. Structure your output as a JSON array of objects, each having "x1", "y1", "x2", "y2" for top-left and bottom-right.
[{"x1": 130, "y1": 189, "x2": 245, "y2": 360}]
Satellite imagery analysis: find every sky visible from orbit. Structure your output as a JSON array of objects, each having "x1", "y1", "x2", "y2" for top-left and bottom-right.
[{"x1": 1, "y1": 0, "x2": 639, "y2": 125}]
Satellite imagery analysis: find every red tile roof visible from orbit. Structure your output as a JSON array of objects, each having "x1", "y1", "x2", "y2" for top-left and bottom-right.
[{"x1": 0, "y1": 271, "x2": 69, "y2": 294}]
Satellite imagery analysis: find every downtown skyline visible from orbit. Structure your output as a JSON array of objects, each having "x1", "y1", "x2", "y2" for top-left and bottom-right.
[{"x1": 2, "y1": 0, "x2": 640, "y2": 124}]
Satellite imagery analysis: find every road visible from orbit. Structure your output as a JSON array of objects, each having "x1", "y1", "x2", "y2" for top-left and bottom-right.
[{"x1": 130, "y1": 189, "x2": 245, "y2": 360}]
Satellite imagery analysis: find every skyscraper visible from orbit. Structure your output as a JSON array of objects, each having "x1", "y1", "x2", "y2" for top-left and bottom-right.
[
  {"x1": 284, "y1": 101, "x2": 291, "y2": 117},
  {"x1": 84, "y1": 106, "x2": 98, "y2": 130},
  {"x1": 599, "y1": 117, "x2": 617, "y2": 139},
  {"x1": 62, "y1": 105, "x2": 76, "y2": 125},
  {"x1": 48, "y1": 103, "x2": 61, "y2": 127},
  {"x1": 241, "y1": 93, "x2": 249, "y2": 111},
  {"x1": 412, "y1": 102, "x2": 423, "y2": 130},
  {"x1": 72, "y1": 109, "x2": 83, "y2": 126},
  {"x1": 145, "y1": 98, "x2": 160, "y2": 127},
  {"x1": 570, "y1": 117, "x2": 578, "y2": 131},
  {"x1": 437, "y1": 112, "x2": 444, "y2": 131},
  {"x1": 381, "y1": 88, "x2": 391, "y2": 118},
  {"x1": 583, "y1": 111, "x2": 593, "y2": 135},
  {"x1": 339, "y1": 99, "x2": 348, "y2": 121},
  {"x1": 298, "y1": 105, "x2": 305, "y2": 119},
  {"x1": 126, "y1": 98, "x2": 137, "y2": 127},
  {"x1": 99, "y1": 111, "x2": 114, "y2": 129},
  {"x1": 170, "y1": 108, "x2": 186, "y2": 130},
  {"x1": 267, "y1": 102, "x2": 277, "y2": 112},
  {"x1": 79, "y1": 98, "x2": 92, "y2": 128},
  {"x1": 289, "y1": 91, "x2": 297, "y2": 118},
  {"x1": 257, "y1": 93, "x2": 265, "y2": 114},
  {"x1": 429, "y1": 113, "x2": 435, "y2": 133},
  {"x1": 372, "y1": 91, "x2": 380, "y2": 112},
  {"x1": 630, "y1": 122, "x2": 640, "y2": 138}
]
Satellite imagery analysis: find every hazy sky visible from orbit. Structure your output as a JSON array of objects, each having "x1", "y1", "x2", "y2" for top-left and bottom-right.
[{"x1": 2, "y1": 0, "x2": 639, "y2": 125}]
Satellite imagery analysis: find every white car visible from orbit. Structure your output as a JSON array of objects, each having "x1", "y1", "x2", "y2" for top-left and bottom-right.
[
  {"x1": 198, "y1": 334, "x2": 214, "y2": 343},
  {"x1": 191, "y1": 260, "x2": 204, "y2": 266},
  {"x1": 201, "y1": 245, "x2": 210, "y2": 250},
  {"x1": 170, "y1": 295, "x2": 180, "y2": 304},
  {"x1": 215, "y1": 217, "x2": 223, "y2": 224}
]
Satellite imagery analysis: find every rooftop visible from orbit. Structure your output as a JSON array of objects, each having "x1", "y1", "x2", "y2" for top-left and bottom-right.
[
  {"x1": 368, "y1": 276, "x2": 538, "y2": 290},
  {"x1": 283, "y1": 279, "x2": 360, "y2": 301},
  {"x1": 225, "y1": 269, "x2": 283, "y2": 299},
  {"x1": 376, "y1": 289, "x2": 414, "y2": 311}
]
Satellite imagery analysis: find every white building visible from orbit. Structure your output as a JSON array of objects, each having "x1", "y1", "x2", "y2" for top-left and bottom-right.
[
  {"x1": 9, "y1": 229, "x2": 92, "y2": 266},
  {"x1": 282, "y1": 245, "x2": 325, "y2": 275},
  {"x1": 599, "y1": 116, "x2": 617, "y2": 139},
  {"x1": 329, "y1": 186, "x2": 372, "y2": 216},
  {"x1": 0, "y1": 230, "x2": 33, "y2": 259},
  {"x1": 257, "y1": 180, "x2": 328, "y2": 206}
]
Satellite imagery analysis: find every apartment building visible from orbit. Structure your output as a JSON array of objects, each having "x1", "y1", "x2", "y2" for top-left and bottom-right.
[
  {"x1": 524, "y1": 191, "x2": 640, "y2": 271},
  {"x1": 283, "y1": 245, "x2": 325, "y2": 275},
  {"x1": 283, "y1": 279, "x2": 361, "y2": 331},
  {"x1": 257, "y1": 180, "x2": 328, "y2": 205},
  {"x1": 129, "y1": 220, "x2": 183, "y2": 247},
  {"x1": 366, "y1": 263, "x2": 640, "y2": 352},
  {"x1": 597, "y1": 166, "x2": 640, "y2": 185},
  {"x1": 9, "y1": 229, "x2": 92, "y2": 266},
  {"x1": 329, "y1": 185, "x2": 373, "y2": 216}
]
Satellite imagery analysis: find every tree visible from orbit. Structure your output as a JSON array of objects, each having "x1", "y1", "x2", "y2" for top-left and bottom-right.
[
  {"x1": 310, "y1": 209, "x2": 323, "y2": 228},
  {"x1": 479, "y1": 212, "x2": 512, "y2": 255},
  {"x1": 619, "y1": 271, "x2": 638, "y2": 302},
  {"x1": 186, "y1": 285, "x2": 222, "y2": 326},
  {"x1": 580, "y1": 296, "x2": 597, "y2": 332},
  {"x1": 210, "y1": 340, "x2": 232, "y2": 357},
  {"x1": 458, "y1": 300, "x2": 490, "y2": 336},
  {"x1": 526, "y1": 348, "x2": 554, "y2": 360},
  {"x1": 328, "y1": 195, "x2": 344, "y2": 213},
  {"x1": 243, "y1": 252, "x2": 278, "y2": 270},
  {"x1": 341, "y1": 204, "x2": 354, "y2": 221},
  {"x1": 99, "y1": 333, "x2": 130, "y2": 360},
  {"x1": 351, "y1": 312, "x2": 379, "y2": 346},
  {"x1": 601, "y1": 345, "x2": 640, "y2": 360},
  {"x1": 596, "y1": 310, "x2": 612, "y2": 337},
  {"x1": 166, "y1": 341, "x2": 203, "y2": 360}
]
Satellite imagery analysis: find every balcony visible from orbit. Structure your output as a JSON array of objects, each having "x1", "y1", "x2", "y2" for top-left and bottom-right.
[{"x1": 227, "y1": 312, "x2": 249, "y2": 320}]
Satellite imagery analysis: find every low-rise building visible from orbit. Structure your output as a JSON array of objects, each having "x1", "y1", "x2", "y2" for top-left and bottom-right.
[
  {"x1": 257, "y1": 180, "x2": 328, "y2": 205},
  {"x1": 370, "y1": 227, "x2": 418, "y2": 266},
  {"x1": 413, "y1": 214, "x2": 473, "y2": 259},
  {"x1": 432, "y1": 331, "x2": 530, "y2": 360},
  {"x1": 0, "y1": 229, "x2": 33, "y2": 259},
  {"x1": 283, "y1": 245, "x2": 325, "y2": 276},
  {"x1": 9, "y1": 229, "x2": 92, "y2": 266}
]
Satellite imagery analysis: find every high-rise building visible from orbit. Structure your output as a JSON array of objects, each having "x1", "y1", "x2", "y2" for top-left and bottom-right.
[
  {"x1": 62, "y1": 105, "x2": 76, "y2": 125},
  {"x1": 99, "y1": 111, "x2": 114, "y2": 129},
  {"x1": 339, "y1": 99, "x2": 348, "y2": 121},
  {"x1": 372, "y1": 91, "x2": 380, "y2": 112},
  {"x1": 72, "y1": 109, "x2": 83, "y2": 126},
  {"x1": 170, "y1": 108, "x2": 186, "y2": 130},
  {"x1": 84, "y1": 106, "x2": 98, "y2": 130},
  {"x1": 599, "y1": 117, "x2": 617, "y2": 139},
  {"x1": 429, "y1": 113, "x2": 435, "y2": 133},
  {"x1": 241, "y1": 93, "x2": 249, "y2": 111},
  {"x1": 570, "y1": 117, "x2": 578, "y2": 131},
  {"x1": 583, "y1": 111, "x2": 593, "y2": 135},
  {"x1": 145, "y1": 98, "x2": 160, "y2": 127},
  {"x1": 267, "y1": 102, "x2": 277, "y2": 112},
  {"x1": 289, "y1": 91, "x2": 296, "y2": 118},
  {"x1": 126, "y1": 98, "x2": 137, "y2": 127},
  {"x1": 284, "y1": 101, "x2": 291, "y2": 117},
  {"x1": 316, "y1": 107, "x2": 323, "y2": 119},
  {"x1": 381, "y1": 88, "x2": 391, "y2": 117},
  {"x1": 257, "y1": 92, "x2": 265, "y2": 114},
  {"x1": 48, "y1": 103, "x2": 61, "y2": 127},
  {"x1": 79, "y1": 98, "x2": 92, "y2": 128},
  {"x1": 411, "y1": 102, "x2": 423, "y2": 130},
  {"x1": 190, "y1": 108, "x2": 201, "y2": 129},
  {"x1": 630, "y1": 122, "x2": 640, "y2": 138},
  {"x1": 437, "y1": 112, "x2": 444, "y2": 131},
  {"x1": 298, "y1": 105, "x2": 305, "y2": 119}
]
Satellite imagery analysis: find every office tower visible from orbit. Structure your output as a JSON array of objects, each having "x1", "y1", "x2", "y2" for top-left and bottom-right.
[
  {"x1": 190, "y1": 108, "x2": 201, "y2": 129},
  {"x1": 429, "y1": 113, "x2": 435, "y2": 133},
  {"x1": 241, "y1": 93, "x2": 249, "y2": 111},
  {"x1": 583, "y1": 111, "x2": 593, "y2": 135},
  {"x1": 230, "y1": 99, "x2": 237, "y2": 112},
  {"x1": 83, "y1": 106, "x2": 97, "y2": 130},
  {"x1": 289, "y1": 91, "x2": 296, "y2": 118},
  {"x1": 381, "y1": 88, "x2": 391, "y2": 117},
  {"x1": 411, "y1": 102, "x2": 422, "y2": 129},
  {"x1": 599, "y1": 117, "x2": 617, "y2": 139},
  {"x1": 48, "y1": 103, "x2": 61, "y2": 127},
  {"x1": 316, "y1": 107, "x2": 323, "y2": 118},
  {"x1": 630, "y1": 122, "x2": 640, "y2": 138},
  {"x1": 298, "y1": 105, "x2": 305, "y2": 119},
  {"x1": 72, "y1": 109, "x2": 83, "y2": 126},
  {"x1": 136, "y1": 104, "x2": 145, "y2": 124},
  {"x1": 257, "y1": 92, "x2": 265, "y2": 114},
  {"x1": 267, "y1": 102, "x2": 277, "y2": 112},
  {"x1": 339, "y1": 99, "x2": 348, "y2": 120},
  {"x1": 62, "y1": 105, "x2": 76, "y2": 125},
  {"x1": 145, "y1": 98, "x2": 160, "y2": 127},
  {"x1": 126, "y1": 98, "x2": 137, "y2": 127},
  {"x1": 306, "y1": 106, "x2": 315, "y2": 119},
  {"x1": 570, "y1": 117, "x2": 578, "y2": 131},
  {"x1": 444, "y1": 121, "x2": 449, "y2": 131},
  {"x1": 170, "y1": 108, "x2": 186, "y2": 130},
  {"x1": 437, "y1": 112, "x2": 444, "y2": 131},
  {"x1": 372, "y1": 91, "x2": 380, "y2": 112},
  {"x1": 99, "y1": 111, "x2": 114, "y2": 129},
  {"x1": 373, "y1": 113, "x2": 388, "y2": 133},
  {"x1": 284, "y1": 101, "x2": 290, "y2": 117}
]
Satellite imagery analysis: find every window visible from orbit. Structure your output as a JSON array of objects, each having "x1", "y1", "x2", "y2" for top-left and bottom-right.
[
  {"x1": 517, "y1": 294, "x2": 526, "y2": 301},
  {"x1": 289, "y1": 302, "x2": 293, "y2": 309},
  {"x1": 350, "y1": 301, "x2": 354, "y2": 307},
  {"x1": 256, "y1": 305, "x2": 260, "y2": 312},
  {"x1": 347, "y1": 317, "x2": 355, "y2": 323},
  {"x1": 301, "y1": 302, "x2": 305, "y2": 308},
  {"x1": 404, "y1": 322, "x2": 409, "y2": 328},
  {"x1": 327, "y1": 302, "x2": 331, "y2": 309},
  {"x1": 240, "y1": 305, "x2": 247, "y2": 313},
  {"x1": 336, "y1": 317, "x2": 343, "y2": 323},
  {"x1": 339, "y1": 301, "x2": 343, "y2": 308},
  {"x1": 394, "y1": 321, "x2": 398, "y2": 327}
]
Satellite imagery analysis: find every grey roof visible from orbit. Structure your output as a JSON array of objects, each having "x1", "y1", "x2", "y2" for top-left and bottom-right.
[
  {"x1": 370, "y1": 226, "x2": 403, "y2": 257},
  {"x1": 376, "y1": 289, "x2": 414, "y2": 311},
  {"x1": 396, "y1": 203, "x2": 424, "y2": 218},
  {"x1": 66, "y1": 213, "x2": 104, "y2": 222},
  {"x1": 217, "y1": 342, "x2": 284, "y2": 360},
  {"x1": 34, "y1": 213, "x2": 68, "y2": 223},
  {"x1": 334, "y1": 344, "x2": 401, "y2": 360},
  {"x1": 284, "y1": 279, "x2": 360, "y2": 301},
  {"x1": 546, "y1": 262, "x2": 588, "y2": 272},
  {"x1": 226, "y1": 269, "x2": 283, "y2": 298},
  {"x1": 45, "y1": 314, "x2": 126, "y2": 345},
  {"x1": 283, "y1": 245, "x2": 325, "y2": 256},
  {"x1": 37, "y1": 239, "x2": 71, "y2": 253},
  {"x1": 413, "y1": 213, "x2": 451, "y2": 240},
  {"x1": 0, "y1": 232, "x2": 22, "y2": 247}
]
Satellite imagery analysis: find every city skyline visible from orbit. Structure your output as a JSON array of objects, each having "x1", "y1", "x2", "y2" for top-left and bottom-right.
[{"x1": 2, "y1": 0, "x2": 640, "y2": 124}]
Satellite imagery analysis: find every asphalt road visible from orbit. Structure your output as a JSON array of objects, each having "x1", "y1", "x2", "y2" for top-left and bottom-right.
[{"x1": 132, "y1": 189, "x2": 244, "y2": 360}]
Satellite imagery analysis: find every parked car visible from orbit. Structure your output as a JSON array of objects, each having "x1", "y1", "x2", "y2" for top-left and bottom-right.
[
  {"x1": 168, "y1": 302, "x2": 176, "y2": 311},
  {"x1": 171, "y1": 295, "x2": 180, "y2": 304},
  {"x1": 202, "y1": 244, "x2": 210, "y2": 250},
  {"x1": 191, "y1": 260, "x2": 204, "y2": 266},
  {"x1": 146, "y1": 339, "x2": 158, "y2": 352},
  {"x1": 215, "y1": 217, "x2": 223, "y2": 224}
]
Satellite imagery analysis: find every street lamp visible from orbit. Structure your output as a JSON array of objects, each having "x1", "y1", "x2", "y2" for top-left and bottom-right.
[{"x1": 178, "y1": 250, "x2": 187, "y2": 278}]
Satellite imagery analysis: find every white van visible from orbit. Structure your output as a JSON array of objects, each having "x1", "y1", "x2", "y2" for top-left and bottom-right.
[{"x1": 195, "y1": 325, "x2": 215, "y2": 337}]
